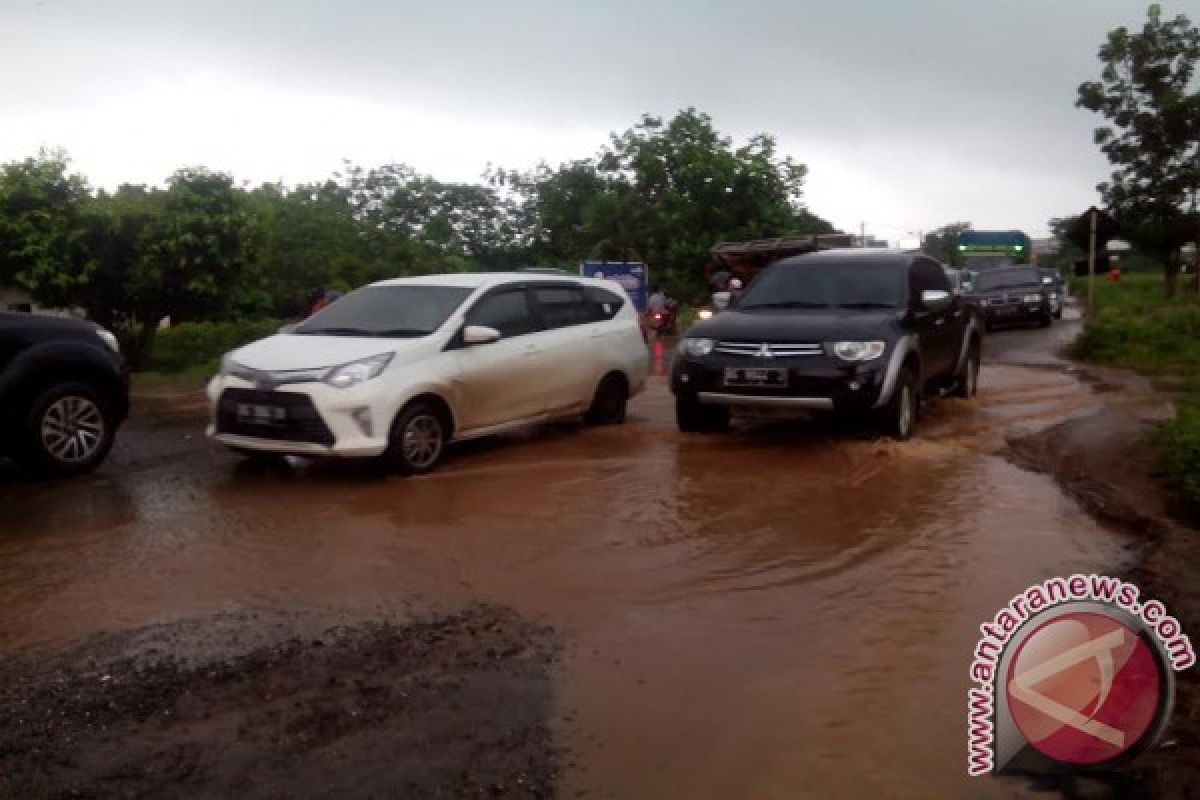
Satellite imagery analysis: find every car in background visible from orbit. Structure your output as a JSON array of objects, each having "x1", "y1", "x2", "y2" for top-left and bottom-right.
[
  {"x1": 969, "y1": 266, "x2": 1053, "y2": 330},
  {"x1": 207, "y1": 273, "x2": 648, "y2": 474},
  {"x1": 0, "y1": 312, "x2": 129, "y2": 476},
  {"x1": 671, "y1": 250, "x2": 983, "y2": 441}
]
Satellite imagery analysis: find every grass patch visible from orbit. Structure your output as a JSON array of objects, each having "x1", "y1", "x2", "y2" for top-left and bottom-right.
[
  {"x1": 1070, "y1": 272, "x2": 1200, "y2": 514},
  {"x1": 133, "y1": 361, "x2": 218, "y2": 391},
  {"x1": 1160, "y1": 389, "x2": 1200, "y2": 510},
  {"x1": 1070, "y1": 273, "x2": 1200, "y2": 374}
]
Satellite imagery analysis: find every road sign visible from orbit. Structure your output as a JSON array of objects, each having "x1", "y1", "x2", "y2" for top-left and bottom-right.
[{"x1": 580, "y1": 261, "x2": 649, "y2": 311}]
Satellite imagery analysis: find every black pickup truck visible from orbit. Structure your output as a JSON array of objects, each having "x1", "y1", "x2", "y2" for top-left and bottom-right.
[
  {"x1": 671, "y1": 249, "x2": 982, "y2": 440},
  {"x1": 0, "y1": 312, "x2": 129, "y2": 475}
]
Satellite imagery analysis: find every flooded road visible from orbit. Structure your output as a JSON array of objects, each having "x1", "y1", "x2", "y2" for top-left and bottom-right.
[{"x1": 0, "y1": 313, "x2": 1144, "y2": 798}]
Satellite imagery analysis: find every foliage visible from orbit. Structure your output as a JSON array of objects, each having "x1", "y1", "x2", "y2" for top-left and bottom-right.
[
  {"x1": 0, "y1": 150, "x2": 94, "y2": 306},
  {"x1": 0, "y1": 108, "x2": 839, "y2": 364},
  {"x1": 922, "y1": 222, "x2": 972, "y2": 265},
  {"x1": 133, "y1": 318, "x2": 285, "y2": 373},
  {"x1": 496, "y1": 109, "x2": 835, "y2": 299},
  {"x1": 1071, "y1": 270, "x2": 1200, "y2": 514},
  {"x1": 1076, "y1": 5, "x2": 1200, "y2": 296},
  {"x1": 1159, "y1": 387, "x2": 1200, "y2": 510},
  {"x1": 1070, "y1": 273, "x2": 1200, "y2": 373}
]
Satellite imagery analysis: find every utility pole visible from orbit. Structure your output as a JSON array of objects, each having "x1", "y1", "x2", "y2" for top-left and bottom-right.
[
  {"x1": 1087, "y1": 208, "x2": 1098, "y2": 313},
  {"x1": 860, "y1": 222, "x2": 866, "y2": 248}
]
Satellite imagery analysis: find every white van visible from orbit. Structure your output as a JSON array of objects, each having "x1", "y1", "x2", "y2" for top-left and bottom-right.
[{"x1": 206, "y1": 273, "x2": 648, "y2": 473}]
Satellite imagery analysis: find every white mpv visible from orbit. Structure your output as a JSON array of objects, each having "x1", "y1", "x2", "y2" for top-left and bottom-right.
[{"x1": 206, "y1": 272, "x2": 648, "y2": 473}]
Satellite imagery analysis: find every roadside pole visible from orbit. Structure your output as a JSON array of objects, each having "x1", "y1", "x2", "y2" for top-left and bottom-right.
[{"x1": 1087, "y1": 208, "x2": 1098, "y2": 313}]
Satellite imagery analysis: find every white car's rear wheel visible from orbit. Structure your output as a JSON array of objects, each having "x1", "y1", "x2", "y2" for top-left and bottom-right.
[{"x1": 583, "y1": 374, "x2": 629, "y2": 425}]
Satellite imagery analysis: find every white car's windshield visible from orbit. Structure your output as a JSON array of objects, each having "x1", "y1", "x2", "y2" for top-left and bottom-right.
[{"x1": 295, "y1": 285, "x2": 473, "y2": 337}]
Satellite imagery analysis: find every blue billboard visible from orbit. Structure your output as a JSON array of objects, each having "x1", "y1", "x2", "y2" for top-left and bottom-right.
[{"x1": 580, "y1": 261, "x2": 649, "y2": 311}]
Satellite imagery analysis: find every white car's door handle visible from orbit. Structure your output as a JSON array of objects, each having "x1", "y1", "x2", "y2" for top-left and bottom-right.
[{"x1": 523, "y1": 344, "x2": 542, "y2": 356}]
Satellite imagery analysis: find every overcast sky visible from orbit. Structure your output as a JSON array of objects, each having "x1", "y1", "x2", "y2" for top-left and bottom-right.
[{"x1": 0, "y1": 0, "x2": 1168, "y2": 241}]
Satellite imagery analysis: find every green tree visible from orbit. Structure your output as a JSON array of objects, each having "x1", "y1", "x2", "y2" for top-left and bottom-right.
[
  {"x1": 922, "y1": 222, "x2": 972, "y2": 264},
  {"x1": 0, "y1": 150, "x2": 94, "y2": 306},
  {"x1": 1077, "y1": 4, "x2": 1200, "y2": 297},
  {"x1": 123, "y1": 168, "x2": 256, "y2": 366},
  {"x1": 500, "y1": 109, "x2": 835, "y2": 299}
]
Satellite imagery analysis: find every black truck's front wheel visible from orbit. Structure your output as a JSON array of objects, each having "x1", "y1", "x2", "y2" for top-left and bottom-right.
[
  {"x1": 675, "y1": 396, "x2": 730, "y2": 433},
  {"x1": 878, "y1": 367, "x2": 918, "y2": 441}
]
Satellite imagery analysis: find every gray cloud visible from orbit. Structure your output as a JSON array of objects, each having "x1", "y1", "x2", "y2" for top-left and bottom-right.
[{"x1": 1, "y1": 0, "x2": 1166, "y2": 237}]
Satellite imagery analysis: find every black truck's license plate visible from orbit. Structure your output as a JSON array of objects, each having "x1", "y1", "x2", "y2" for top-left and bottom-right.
[
  {"x1": 723, "y1": 367, "x2": 787, "y2": 387},
  {"x1": 237, "y1": 403, "x2": 287, "y2": 424}
]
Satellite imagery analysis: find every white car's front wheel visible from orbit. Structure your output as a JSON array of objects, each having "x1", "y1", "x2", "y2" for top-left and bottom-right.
[{"x1": 385, "y1": 401, "x2": 448, "y2": 475}]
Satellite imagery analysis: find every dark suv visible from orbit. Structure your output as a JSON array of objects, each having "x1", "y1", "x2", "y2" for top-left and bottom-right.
[
  {"x1": 970, "y1": 266, "x2": 1054, "y2": 329},
  {"x1": 671, "y1": 250, "x2": 982, "y2": 440},
  {"x1": 0, "y1": 312, "x2": 129, "y2": 475}
]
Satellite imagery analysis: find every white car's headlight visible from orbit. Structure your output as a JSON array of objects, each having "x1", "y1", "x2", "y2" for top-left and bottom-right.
[
  {"x1": 681, "y1": 337, "x2": 715, "y2": 357},
  {"x1": 323, "y1": 352, "x2": 394, "y2": 389},
  {"x1": 94, "y1": 328, "x2": 120, "y2": 354},
  {"x1": 1022, "y1": 293, "x2": 1042, "y2": 304},
  {"x1": 829, "y1": 341, "x2": 886, "y2": 362}
]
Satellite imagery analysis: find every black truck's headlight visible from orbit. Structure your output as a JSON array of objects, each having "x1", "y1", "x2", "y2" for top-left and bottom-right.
[
  {"x1": 681, "y1": 338, "x2": 716, "y2": 357},
  {"x1": 829, "y1": 341, "x2": 886, "y2": 362}
]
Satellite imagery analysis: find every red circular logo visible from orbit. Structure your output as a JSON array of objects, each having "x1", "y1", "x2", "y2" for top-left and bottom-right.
[{"x1": 1006, "y1": 612, "x2": 1163, "y2": 765}]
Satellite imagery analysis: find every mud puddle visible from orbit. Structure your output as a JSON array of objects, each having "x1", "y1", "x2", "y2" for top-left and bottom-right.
[{"x1": 0, "y1": 322, "x2": 1156, "y2": 798}]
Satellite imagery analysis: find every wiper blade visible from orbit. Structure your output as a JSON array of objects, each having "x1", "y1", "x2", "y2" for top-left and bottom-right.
[
  {"x1": 741, "y1": 301, "x2": 827, "y2": 309},
  {"x1": 373, "y1": 328, "x2": 428, "y2": 337},
  {"x1": 294, "y1": 326, "x2": 373, "y2": 336},
  {"x1": 837, "y1": 301, "x2": 894, "y2": 309}
]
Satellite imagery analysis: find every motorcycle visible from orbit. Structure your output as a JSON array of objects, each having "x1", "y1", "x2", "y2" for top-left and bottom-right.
[{"x1": 642, "y1": 301, "x2": 678, "y2": 341}]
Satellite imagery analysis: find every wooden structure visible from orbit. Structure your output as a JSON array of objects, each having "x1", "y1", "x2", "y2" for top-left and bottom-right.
[{"x1": 707, "y1": 234, "x2": 859, "y2": 285}]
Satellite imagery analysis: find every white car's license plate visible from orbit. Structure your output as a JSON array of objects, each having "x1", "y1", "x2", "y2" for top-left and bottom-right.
[
  {"x1": 237, "y1": 403, "x2": 287, "y2": 424},
  {"x1": 724, "y1": 367, "x2": 787, "y2": 388}
]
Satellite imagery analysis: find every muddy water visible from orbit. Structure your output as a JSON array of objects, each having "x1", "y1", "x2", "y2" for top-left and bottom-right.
[{"x1": 0, "y1": 323, "x2": 1136, "y2": 798}]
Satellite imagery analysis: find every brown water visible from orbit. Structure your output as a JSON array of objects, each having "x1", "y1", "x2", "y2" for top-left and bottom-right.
[{"x1": 0, "y1": 324, "x2": 1136, "y2": 798}]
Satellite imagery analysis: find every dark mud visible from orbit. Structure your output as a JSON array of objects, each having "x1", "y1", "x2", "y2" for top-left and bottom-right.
[
  {"x1": 0, "y1": 605, "x2": 560, "y2": 799},
  {"x1": 1005, "y1": 405, "x2": 1200, "y2": 799}
]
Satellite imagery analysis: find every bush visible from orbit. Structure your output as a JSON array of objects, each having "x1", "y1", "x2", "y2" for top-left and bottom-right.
[
  {"x1": 129, "y1": 318, "x2": 285, "y2": 373},
  {"x1": 1160, "y1": 387, "x2": 1200, "y2": 511},
  {"x1": 1070, "y1": 274, "x2": 1200, "y2": 374}
]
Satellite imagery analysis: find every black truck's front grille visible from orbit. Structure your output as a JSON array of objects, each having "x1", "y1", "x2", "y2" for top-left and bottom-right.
[
  {"x1": 714, "y1": 341, "x2": 823, "y2": 357},
  {"x1": 216, "y1": 388, "x2": 335, "y2": 446}
]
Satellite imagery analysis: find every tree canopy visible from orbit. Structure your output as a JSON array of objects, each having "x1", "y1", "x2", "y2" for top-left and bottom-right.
[
  {"x1": 1077, "y1": 4, "x2": 1200, "y2": 295},
  {"x1": 0, "y1": 109, "x2": 838, "y2": 364}
]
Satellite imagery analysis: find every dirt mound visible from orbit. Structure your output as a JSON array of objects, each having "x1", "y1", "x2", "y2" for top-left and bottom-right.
[
  {"x1": 1005, "y1": 407, "x2": 1200, "y2": 797},
  {"x1": 0, "y1": 606, "x2": 560, "y2": 799}
]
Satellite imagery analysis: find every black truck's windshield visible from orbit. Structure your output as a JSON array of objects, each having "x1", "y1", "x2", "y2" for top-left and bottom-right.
[
  {"x1": 976, "y1": 269, "x2": 1040, "y2": 291},
  {"x1": 738, "y1": 261, "x2": 904, "y2": 310}
]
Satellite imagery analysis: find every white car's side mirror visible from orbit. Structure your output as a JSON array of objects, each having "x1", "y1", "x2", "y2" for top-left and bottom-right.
[
  {"x1": 463, "y1": 325, "x2": 501, "y2": 345},
  {"x1": 712, "y1": 291, "x2": 731, "y2": 311}
]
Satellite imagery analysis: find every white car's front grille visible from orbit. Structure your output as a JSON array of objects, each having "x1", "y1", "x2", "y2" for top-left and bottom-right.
[{"x1": 714, "y1": 341, "x2": 823, "y2": 357}]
